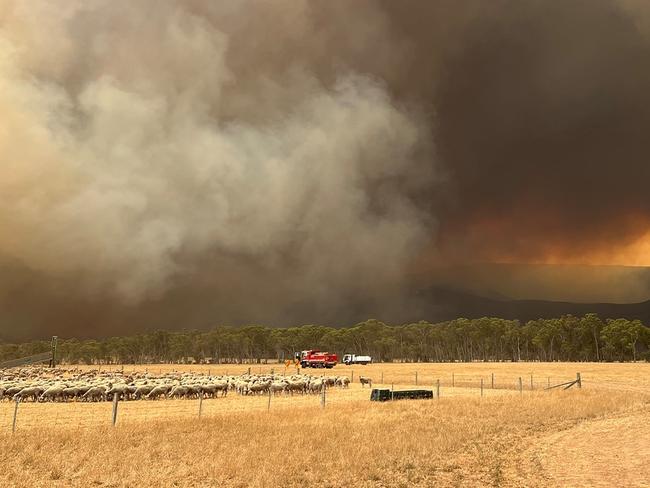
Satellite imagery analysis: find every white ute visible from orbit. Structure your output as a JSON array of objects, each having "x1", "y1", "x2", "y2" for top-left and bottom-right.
[{"x1": 342, "y1": 354, "x2": 372, "y2": 365}]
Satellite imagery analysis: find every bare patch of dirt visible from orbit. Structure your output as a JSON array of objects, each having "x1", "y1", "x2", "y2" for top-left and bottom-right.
[{"x1": 518, "y1": 405, "x2": 650, "y2": 487}]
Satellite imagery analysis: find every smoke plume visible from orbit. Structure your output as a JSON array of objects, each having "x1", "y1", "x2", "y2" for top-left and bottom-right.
[{"x1": 0, "y1": 0, "x2": 436, "y2": 339}]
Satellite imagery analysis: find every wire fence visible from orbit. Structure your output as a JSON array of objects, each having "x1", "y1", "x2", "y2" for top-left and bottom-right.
[
  {"x1": 0, "y1": 370, "x2": 583, "y2": 433},
  {"x1": 63, "y1": 363, "x2": 577, "y2": 390},
  {"x1": 0, "y1": 386, "x2": 365, "y2": 432}
]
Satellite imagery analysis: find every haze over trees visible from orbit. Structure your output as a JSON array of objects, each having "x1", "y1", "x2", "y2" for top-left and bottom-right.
[{"x1": 1, "y1": 314, "x2": 648, "y2": 365}]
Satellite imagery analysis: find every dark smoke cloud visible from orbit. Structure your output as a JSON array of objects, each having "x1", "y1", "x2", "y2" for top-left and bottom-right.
[
  {"x1": 1, "y1": 0, "x2": 650, "y2": 340},
  {"x1": 428, "y1": 0, "x2": 650, "y2": 264}
]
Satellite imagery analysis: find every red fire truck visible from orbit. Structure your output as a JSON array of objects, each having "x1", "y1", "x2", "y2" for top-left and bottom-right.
[{"x1": 295, "y1": 350, "x2": 338, "y2": 368}]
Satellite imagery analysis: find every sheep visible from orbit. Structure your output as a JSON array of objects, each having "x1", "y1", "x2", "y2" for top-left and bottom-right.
[
  {"x1": 285, "y1": 380, "x2": 306, "y2": 395},
  {"x1": 146, "y1": 385, "x2": 170, "y2": 400},
  {"x1": 81, "y1": 386, "x2": 107, "y2": 402},
  {"x1": 0, "y1": 367, "x2": 354, "y2": 408},
  {"x1": 3, "y1": 386, "x2": 24, "y2": 400},
  {"x1": 39, "y1": 386, "x2": 66, "y2": 402},
  {"x1": 133, "y1": 384, "x2": 155, "y2": 400},
  {"x1": 62, "y1": 386, "x2": 83, "y2": 401},
  {"x1": 75, "y1": 384, "x2": 93, "y2": 397},
  {"x1": 106, "y1": 383, "x2": 130, "y2": 400},
  {"x1": 269, "y1": 381, "x2": 287, "y2": 396},
  {"x1": 307, "y1": 379, "x2": 324, "y2": 394},
  {"x1": 185, "y1": 385, "x2": 202, "y2": 398},
  {"x1": 234, "y1": 380, "x2": 250, "y2": 395},
  {"x1": 14, "y1": 386, "x2": 45, "y2": 402},
  {"x1": 359, "y1": 376, "x2": 372, "y2": 388},
  {"x1": 168, "y1": 385, "x2": 189, "y2": 399},
  {"x1": 207, "y1": 381, "x2": 229, "y2": 397},
  {"x1": 247, "y1": 380, "x2": 271, "y2": 395}
]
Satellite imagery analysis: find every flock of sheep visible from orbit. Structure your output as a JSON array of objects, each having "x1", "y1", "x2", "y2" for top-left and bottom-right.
[{"x1": 0, "y1": 367, "x2": 357, "y2": 403}]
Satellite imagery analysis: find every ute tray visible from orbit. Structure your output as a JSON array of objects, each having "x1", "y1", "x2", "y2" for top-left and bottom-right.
[{"x1": 370, "y1": 388, "x2": 433, "y2": 402}]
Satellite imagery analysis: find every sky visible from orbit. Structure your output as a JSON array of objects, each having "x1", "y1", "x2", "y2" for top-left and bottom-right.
[{"x1": 1, "y1": 0, "x2": 650, "y2": 339}]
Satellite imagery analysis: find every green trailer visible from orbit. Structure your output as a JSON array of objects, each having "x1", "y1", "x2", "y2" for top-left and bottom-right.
[{"x1": 370, "y1": 388, "x2": 433, "y2": 402}]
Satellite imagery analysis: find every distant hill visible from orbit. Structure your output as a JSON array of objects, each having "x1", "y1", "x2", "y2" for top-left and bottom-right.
[
  {"x1": 2, "y1": 260, "x2": 650, "y2": 342},
  {"x1": 406, "y1": 286, "x2": 650, "y2": 325}
]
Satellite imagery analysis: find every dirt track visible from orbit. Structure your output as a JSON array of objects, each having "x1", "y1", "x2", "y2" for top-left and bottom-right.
[
  {"x1": 535, "y1": 406, "x2": 650, "y2": 487},
  {"x1": 504, "y1": 401, "x2": 650, "y2": 487}
]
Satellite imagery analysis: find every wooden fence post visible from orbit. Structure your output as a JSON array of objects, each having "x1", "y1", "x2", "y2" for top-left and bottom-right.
[
  {"x1": 391, "y1": 383, "x2": 394, "y2": 401},
  {"x1": 351, "y1": 371, "x2": 354, "y2": 383},
  {"x1": 480, "y1": 378, "x2": 484, "y2": 397},
  {"x1": 452, "y1": 373, "x2": 455, "y2": 387},
  {"x1": 518, "y1": 377, "x2": 523, "y2": 394},
  {"x1": 415, "y1": 371, "x2": 418, "y2": 386},
  {"x1": 547, "y1": 377, "x2": 550, "y2": 388},
  {"x1": 198, "y1": 392, "x2": 204, "y2": 418},
  {"x1": 267, "y1": 388, "x2": 272, "y2": 411},
  {"x1": 12, "y1": 398, "x2": 19, "y2": 433},
  {"x1": 112, "y1": 394, "x2": 119, "y2": 426},
  {"x1": 577, "y1": 372, "x2": 582, "y2": 388},
  {"x1": 530, "y1": 374, "x2": 534, "y2": 390},
  {"x1": 381, "y1": 371, "x2": 384, "y2": 384},
  {"x1": 320, "y1": 385, "x2": 326, "y2": 409},
  {"x1": 436, "y1": 379, "x2": 440, "y2": 399},
  {"x1": 491, "y1": 373, "x2": 494, "y2": 389}
]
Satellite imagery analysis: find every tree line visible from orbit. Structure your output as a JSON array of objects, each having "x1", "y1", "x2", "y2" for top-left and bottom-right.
[{"x1": 1, "y1": 314, "x2": 649, "y2": 365}]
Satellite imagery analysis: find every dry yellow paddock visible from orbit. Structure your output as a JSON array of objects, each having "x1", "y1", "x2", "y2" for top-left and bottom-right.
[{"x1": 1, "y1": 362, "x2": 648, "y2": 487}]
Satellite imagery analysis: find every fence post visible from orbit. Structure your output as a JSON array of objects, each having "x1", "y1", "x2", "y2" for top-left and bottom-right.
[
  {"x1": 198, "y1": 392, "x2": 204, "y2": 418},
  {"x1": 351, "y1": 371, "x2": 354, "y2": 383},
  {"x1": 530, "y1": 374, "x2": 534, "y2": 390},
  {"x1": 518, "y1": 377, "x2": 523, "y2": 394},
  {"x1": 547, "y1": 377, "x2": 550, "y2": 388},
  {"x1": 415, "y1": 371, "x2": 418, "y2": 386},
  {"x1": 320, "y1": 385, "x2": 326, "y2": 409},
  {"x1": 112, "y1": 394, "x2": 119, "y2": 426},
  {"x1": 436, "y1": 379, "x2": 440, "y2": 399},
  {"x1": 381, "y1": 371, "x2": 384, "y2": 384},
  {"x1": 452, "y1": 373, "x2": 455, "y2": 387},
  {"x1": 480, "y1": 378, "x2": 484, "y2": 397},
  {"x1": 12, "y1": 398, "x2": 19, "y2": 433},
  {"x1": 391, "y1": 383, "x2": 394, "y2": 401},
  {"x1": 491, "y1": 373, "x2": 494, "y2": 389},
  {"x1": 268, "y1": 388, "x2": 272, "y2": 411},
  {"x1": 576, "y1": 372, "x2": 582, "y2": 388}
]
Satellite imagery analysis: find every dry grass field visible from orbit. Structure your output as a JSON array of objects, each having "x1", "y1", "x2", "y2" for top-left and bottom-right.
[{"x1": 1, "y1": 362, "x2": 648, "y2": 487}]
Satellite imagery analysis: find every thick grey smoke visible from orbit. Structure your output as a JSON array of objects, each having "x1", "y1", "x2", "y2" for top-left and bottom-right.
[{"x1": 0, "y1": 0, "x2": 435, "y2": 338}]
